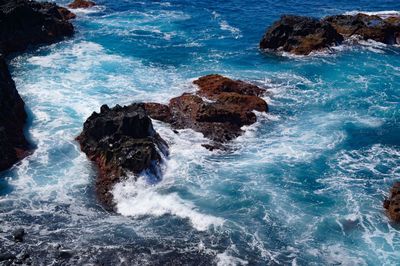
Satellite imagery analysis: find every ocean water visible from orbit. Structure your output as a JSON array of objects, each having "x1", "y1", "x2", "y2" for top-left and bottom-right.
[{"x1": 1, "y1": 0, "x2": 400, "y2": 264}]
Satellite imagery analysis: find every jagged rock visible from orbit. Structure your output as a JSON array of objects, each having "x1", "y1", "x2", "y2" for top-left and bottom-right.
[
  {"x1": 384, "y1": 182, "x2": 400, "y2": 222},
  {"x1": 0, "y1": 56, "x2": 29, "y2": 171},
  {"x1": 259, "y1": 15, "x2": 343, "y2": 55},
  {"x1": 77, "y1": 104, "x2": 168, "y2": 208},
  {"x1": 0, "y1": 0, "x2": 75, "y2": 54},
  {"x1": 324, "y1": 14, "x2": 400, "y2": 45},
  {"x1": 144, "y1": 74, "x2": 268, "y2": 146},
  {"x1": 260, "y1": 13, "x2": 400, "y2": 55},
  {"x1": 0, "y1": 0, "x2": 74, "y2": 172},
  {"x1": 68, "y1": 0, "x2": 96, "y2": 9}
]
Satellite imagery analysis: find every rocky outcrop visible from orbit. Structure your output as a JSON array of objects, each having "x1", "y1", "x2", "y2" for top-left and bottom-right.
[
  {"x1": 77, "y1": 104, "x2": 168, "y2": 208},
  {"x1": 324, "y1": 14, "x2": 400, "y2": 45},
  {"x1": 0, "y1": 0, "x2": 75, "y2": 54},
  {"x1": 144, "y1": 74, "x2": 268, "y2": 147},
  {"x1": 384, "y1": 182, "x2": 400, "y2": 222},
  {"x1": 68, "y1": 0, "x2": 96, "y2": 9},
  {"x1": 0, "y1": 56, "x2": 29, "y2": 171},
  {"x1": 0, "y1": 0, "x2": 75, "y2": 172},
  {"x1": 260, "y1": 13, "x2": 400, "y2": 55},
  {"x1": 260, "y1": 15, "x2": 343, "y2": 55}
]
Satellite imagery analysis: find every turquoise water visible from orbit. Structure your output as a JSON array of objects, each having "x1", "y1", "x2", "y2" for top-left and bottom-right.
[{"x1": 1, "y1": 0, "x2": 400, "y2": 264}]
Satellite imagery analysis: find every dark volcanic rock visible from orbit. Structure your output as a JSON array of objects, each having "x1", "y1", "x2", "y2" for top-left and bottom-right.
[
  {"x1": 0, "y1": 0, "x2": 75, "y2": 54},
  {"x1": 68, "y1": 0, "x2": 96, "y2": 9},
  {"x1": 0, "y1": 0, "x2": 74, "y2": 172},
  {"x1": 12, "y1": 228, "x2": 25, "y2": 242},
  {"x1": 0, "y1": 56, "x2": 29, "y2": 171},
  {"x1": 384, "y1": 182, "x2": 400, "y2": 222},
  {"x1": 260, "y1": 15, "x2": 344, "y2": 55},
  {"x1": 324, "y1": 14, "x2": 400, "y2": 45},
  {"x1": 0, "y1": 253, "x2": 16, "y2": 262},
  {"x1": 144, "y1": 74, "x2": 268, "y2": 146},
  {"x1": 77, "y1": 104, "x2": 168, "y2": 208},
  {"x1": 260, "y1": 13, "x2": 400, "y2": 55}
]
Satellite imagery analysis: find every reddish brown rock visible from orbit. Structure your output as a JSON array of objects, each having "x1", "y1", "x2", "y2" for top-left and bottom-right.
[
  {"x1": 57, "y1": 7, "x2": 76, "y2": 20},
  {"x1": 68, "y1": 0, "x2": 96, "y2": 9},
  {"x1": 384, "y1": 182, "x2": 400, "y2": 222},
  {"x1": 76, "y1": 104, "x2": 168, "y2": 208},
  {"x1": 144, "y1": 74, "x2": 268, "y2": 146}
]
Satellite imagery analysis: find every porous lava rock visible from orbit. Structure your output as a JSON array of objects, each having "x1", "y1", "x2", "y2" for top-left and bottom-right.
[
  {"x1": 144, "y1": 74, "x2": 268, "y2": 147},
  {"x1": 260, "y1": 13, "x2": 400, "y2": 55},
  {"x1": 77, "y1": 104, "x2": 168, "y2": 208},
  {"x1": 0, "y1": 0, "x2": 75, "y2": 54},
  {"x1": 259, "y1": 15, "x2": 343, "y2": 55},
  {"x1": 68, "y1": 0, "x2": 96, "y2": 9},
  {"x1": 324, "y1": 14, "x2": 400, "y2": 45},
  {"x1": 384, "y1": 182, "x2": 400, "y2": 222}
]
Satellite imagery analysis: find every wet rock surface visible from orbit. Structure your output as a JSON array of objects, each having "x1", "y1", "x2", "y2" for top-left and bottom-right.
[
  {"x1": 144, "y1": 74, "x2": 268, "y2": 148},
  {"x1": 384, "y1": 182, "x2": 400, "y2": 222},
  {"x1": 324, "y1": 14, "x2": 400, "y2": 45},
  {"x1": 0, "y1": 0, "x2": 75, "y2": 54},
  {"x1": 260, "y1": 13, "x2": 400, "y2": 55},
  {"x1": 0, "y1": 0, "x2": 74, "y2": 172},
  {"x1": 0, "y1": 56, "x2": 29, "y2": 172},
  {"x1": 260, "y1": 15, "x2": 343, "y2": 55},
  {"x1": 77, "y1": 103, "x2": 168, "y2": 208},
  {"x1": 68, "y1": 0, "x2": 96, "y2": 9}
]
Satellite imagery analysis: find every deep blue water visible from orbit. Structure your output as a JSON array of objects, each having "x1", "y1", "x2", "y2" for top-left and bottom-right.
[{"x1": 1, "y1": 0, "x2": 400, "y2": 265}]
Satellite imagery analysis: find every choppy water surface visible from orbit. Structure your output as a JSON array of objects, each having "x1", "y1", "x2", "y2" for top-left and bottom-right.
[{"x1": 1, "y1": 0, "x2": 400, "y2": 265}]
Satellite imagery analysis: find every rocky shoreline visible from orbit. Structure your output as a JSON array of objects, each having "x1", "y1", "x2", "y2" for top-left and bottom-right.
[
  {"x1": 260, "y1": 13, "x2": 400, "y2": 55},
  {"x1": 0, "y1": 4, "x2": 399, "y2": 263},
  {"x1": 0, "y1": 0, "x2": 75, "y2": 172}
]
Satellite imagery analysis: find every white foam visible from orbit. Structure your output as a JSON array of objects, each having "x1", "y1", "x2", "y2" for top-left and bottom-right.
[
  {"x1": 113, "y1": 177, "x2": 224, "y2": 231},
  {"x1": 212, "y1": 11, "x2": 242, "y2": 39},
  {"x1": 67, "y1": 5, "x2": 106, "y2": 15},
  {"x1": 216, "y1": 250, "x2": 248, "y2": 266},
  {"x1": 219, "y1": 20, "x2": 242, "y2": 39},
  {"x1": 344, "y1": 10, "x2": 400, "y2": 19}
]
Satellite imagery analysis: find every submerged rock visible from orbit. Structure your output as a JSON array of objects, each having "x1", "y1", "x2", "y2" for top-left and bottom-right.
[
  {"x1": 0, "y1": 0, "x2": 75, "y2": 54},
  {"x1": 384, "y1": 182, "x2": 400, "y2": 222},
  {"x1": 0, "y1": 0, "x2": 74, "y2": 172},
  {"x1": 77, "y1": 104, "x2": 168, "y2": 208},
  {"x1": 12, "y1": 228, "x2": 25, "y2": 242},
  {"x1": 260, "y1": 13, "x2": 400, "y2": 55},
  {"x1": 144, "y1": 74, "x2": 268, "y2": 147},
  {"x1": 260, "y1": 15, "x2": 343, "y2": 55},
  {"x1": 68, "y1": 0, "x2": 96, "y2": 9}
]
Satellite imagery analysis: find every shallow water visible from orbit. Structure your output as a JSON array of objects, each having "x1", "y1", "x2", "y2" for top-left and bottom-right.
[{"x1": 1, "y1": 0, "x2": 400, "y2": 265}]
